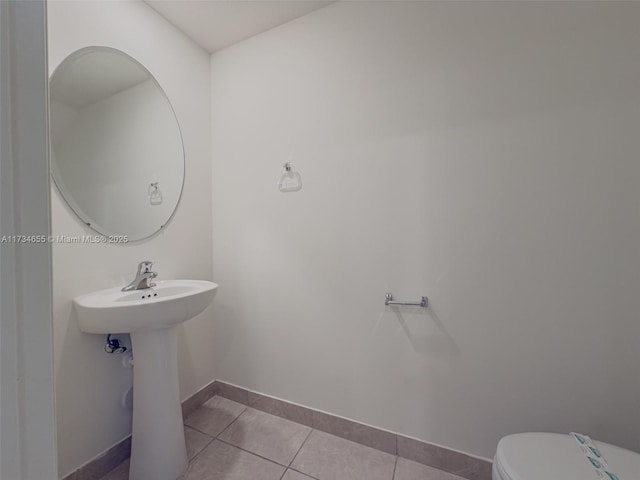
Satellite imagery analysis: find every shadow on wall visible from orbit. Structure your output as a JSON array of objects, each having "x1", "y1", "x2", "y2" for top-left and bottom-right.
[
  {"x1": 177, "y1": 323, "x2": 197, "y2": 398},
  {"x1": 391, "y1": 307, "x2": 460, "y2": 358},
  {"x1": 177, "y1": 302, "x2": 217, "y2": 401},
  {"x1": 56, "y1": 307, "x2": 133, "y2": 476},
  {"x1": 210, "y1": 303, "x2": 240, "y2": 379}
]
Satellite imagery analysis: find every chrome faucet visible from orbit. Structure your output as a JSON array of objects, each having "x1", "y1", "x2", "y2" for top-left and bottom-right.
[{"x1": 122, "y1": 261, "x2": 157, "y2": 291}]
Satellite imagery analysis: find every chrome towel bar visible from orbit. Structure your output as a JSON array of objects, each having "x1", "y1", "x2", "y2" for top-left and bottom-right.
[{"x1": 385, "y1": 293, "x2": 428, "y2": 308}]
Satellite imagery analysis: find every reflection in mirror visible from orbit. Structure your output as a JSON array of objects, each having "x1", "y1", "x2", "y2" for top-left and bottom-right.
[{"x1": 50, "y1": 47, "x2": 184, "y2": 241}]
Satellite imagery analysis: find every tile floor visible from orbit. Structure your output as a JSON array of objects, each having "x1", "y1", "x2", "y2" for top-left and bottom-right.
[{"x1": 100, "y1": 396, "x2": 467, "y2": 480}]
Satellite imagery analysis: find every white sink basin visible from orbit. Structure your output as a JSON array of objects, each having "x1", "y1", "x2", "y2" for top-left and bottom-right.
[
  {"x1": 74, "y1": 279, "x2": 217, "y2": 334},
  {"x1": 74, "y1": 279, "x2": 218, "y2": 480}
]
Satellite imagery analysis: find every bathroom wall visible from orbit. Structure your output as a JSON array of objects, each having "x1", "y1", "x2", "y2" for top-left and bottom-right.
[
  {"x1": 48, "y1": 2, "x2": 212, "y2": 477},
  {"x1": 210, "y1": 1, "x2": 640, "y2": 460}
]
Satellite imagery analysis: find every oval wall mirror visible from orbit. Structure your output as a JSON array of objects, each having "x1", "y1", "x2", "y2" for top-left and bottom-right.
[{"x1": 49, "y1": 46, "x2": 184, "y2": 241}]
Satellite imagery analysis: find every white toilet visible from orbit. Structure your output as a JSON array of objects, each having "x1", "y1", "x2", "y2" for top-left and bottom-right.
[{"x1": 493, "y1": 432, "x2": 640, "y2": 480}]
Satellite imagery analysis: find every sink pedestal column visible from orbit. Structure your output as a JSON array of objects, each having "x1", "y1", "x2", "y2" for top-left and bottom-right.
[{"x1": 129, "y1": 326, "x2": 187, "y2": 480}]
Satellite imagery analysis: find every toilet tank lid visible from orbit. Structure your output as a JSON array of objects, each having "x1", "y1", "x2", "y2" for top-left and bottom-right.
[{"x1": 496, "y1": 432, "x2": 640, "y2": 480}]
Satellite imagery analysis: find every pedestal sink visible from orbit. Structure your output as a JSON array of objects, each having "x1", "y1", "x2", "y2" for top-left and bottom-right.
[{"x1": 74, "y1": 279, "x2": 218, "y2": 480}]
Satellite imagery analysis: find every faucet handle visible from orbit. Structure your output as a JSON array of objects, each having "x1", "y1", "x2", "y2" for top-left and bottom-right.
[{"x1": 138, "y1": 260, "x2": 154, "y2": 274}]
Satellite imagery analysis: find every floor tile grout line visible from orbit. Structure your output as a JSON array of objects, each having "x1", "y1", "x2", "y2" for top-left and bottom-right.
[
  {"x1": 286, "y1": 466, "x2": 322, "y2": 480},
  {"x1": 216, "y1": 437, "x2": 292, "y2": 469},
  {"x1": 183, "y1": 423, "x2": 216, "y2": 439},
  {"x1": 186, "y1": 435, "x2": 215, "y2": 465},
  {"x1": 213, "y1": 405, "x2": 248, "y2": 440},
  {"x1": 287, "y1": 427, "x2": 314, "y2": 468},
  {"x1": 391, "y1": 455, "x2": 399, "y2": 480},
  {"x1": 181, "y1": 401, "x2": 247, "y2": 472}
]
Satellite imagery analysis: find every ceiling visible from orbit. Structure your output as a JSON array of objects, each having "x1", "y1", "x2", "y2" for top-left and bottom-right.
[{"x1": 144, "y1": 0, "x2": 334, "y2": 53}]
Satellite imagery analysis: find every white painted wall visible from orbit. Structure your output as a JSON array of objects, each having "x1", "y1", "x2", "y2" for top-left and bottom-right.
[
  {"x1": 47, "y1": 2, "x2": 212, "y2": 477},
  {"x1": 210, "y1": 1, "x2": 640, "y2": 459}
]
